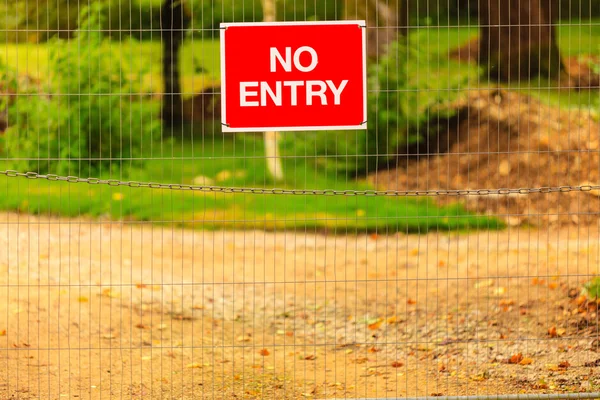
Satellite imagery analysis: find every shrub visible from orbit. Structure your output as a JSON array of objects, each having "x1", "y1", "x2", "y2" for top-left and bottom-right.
[
  {"x1": 283, "y1": 35, "x2": 479, "y2": 177},
  {"x1": 2, "y1": 3, "x2": 160, "y2": 175},
  {"x1": 583, "y1": 277, "x2": 600, "y2": 300}
]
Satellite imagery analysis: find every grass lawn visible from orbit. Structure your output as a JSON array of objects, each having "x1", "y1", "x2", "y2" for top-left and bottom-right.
[
  {"x1": 2, "y1": 19, "x2": 597, "y2": 233},
  {"x1": 0, "y1": 133, "x2": 500, "y2": 233}
]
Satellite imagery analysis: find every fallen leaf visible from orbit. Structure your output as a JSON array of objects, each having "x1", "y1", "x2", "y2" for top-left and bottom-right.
[
  {"x1": 135, "y1": 324, "x2": 149, "y2": 330},
  {"x1": 558, "y1": 361, "x2": 570, "y2": 369},
  {"x1": 499, "y1": 299, "x2": 515, "y2": 306},
  {"x1": 285, "y1": 331, "x2": 294, "y2": 337},
  {"x1": 548, "y1": 326, "x2": 558, "y2": 337},
  {"x1": 192, "y1": 305, "x2": 205, "y2": 310},
  {"x1": 508, "y1": 353, "x2": 524, "y2": 364},
  {"x1": 135, "y1": 283, "x2": 148, "y2": 289},
  {"x1": 368, "y1": 319, "x2": 383, "y2": 330},
  {"x1": 548, "y1": 282, "x2": 558, "y2": 290},
  {"x1": 369, "y1": 233, "x2": 379, "y2": 240},
  {"x1": 186, "y1": 362, "x2": 202, "y2": 369},
  {"x1": 259, "y1": 349, "x2": 270, "y2": 356},
  {"x1": 236, "y1": 335, "x2": 251, "y2": 342},
  {"x1": 519, "y1": 358, "x2": 534, "y2": 365},
  {"x1": 101, "y1": 289, "x2": 120, "y2": 298},
  {"x1": 141, "y1": 356, "x2": 152, "y2": 361},
  {"x1": 0, "y1": 330, "x2": 6, "y2": 336},
  {"x1": 387, "y1": 316, "x2": 400, "y2": 324},
  {"x1": 155, "y1": 324, "x2": 167, "y2": 330},
  {"x1": 438, "y1": 260, "x2": 446, "y2": 267},
  {"x1": 407, "y1": 299, "x2": 417, "y2": 305},
  {"x1": 215, "y1": 170, "x2": 232, "y2": 182},
  {"x1": 475, "y1": 279, "x2": 494, "y2": 289},
  {"x1": 471, "y1": 371, "x2": 490, "y2": 381},
  {"x1": 304, "y1": 354, "x2": 316, "y2": 360},
  {"x1": 368, "y1": 347, "x2": 380, "y2": 353},
  {"x1": 493, "y1": 287, "x2": 506, "y2": 295},
  {"x1": 391, "y1": 361, "x2": 404, "y2": 368}
]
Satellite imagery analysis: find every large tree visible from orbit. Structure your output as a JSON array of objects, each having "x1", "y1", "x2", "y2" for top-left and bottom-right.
[
  {"x1": 479, "y1": 0, "x2": 565, "y2": 81},
  {"x1": 344, "y1": 0, "x2": 408, "y2": 58}
]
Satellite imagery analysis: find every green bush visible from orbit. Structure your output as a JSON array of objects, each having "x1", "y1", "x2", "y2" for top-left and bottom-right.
[
  {"x1": 584, "y1": 277, "x2": 600, "y2": 300},
  {"x1": 0, "y1": 0, "x2": 340, "y2": 42},
  {"x1": 0, "y1": 0, "x2": 161, "y2": 43},
  {"x1": 283, "y1": 35, "x2": 479, "y2": 177},
  {"x1": 2, "y1": 3, "x2": 160, "y2": 175}
]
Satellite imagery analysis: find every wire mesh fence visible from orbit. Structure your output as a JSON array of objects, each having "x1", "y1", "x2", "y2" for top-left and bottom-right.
[{"x1": 1, "y1": 0, "x2": 600, "y2": 399}]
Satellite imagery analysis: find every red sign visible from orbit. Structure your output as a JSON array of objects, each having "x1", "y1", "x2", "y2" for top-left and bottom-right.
[{"x1": 220, "y1": 21, "x2": 367, "y2": 132}]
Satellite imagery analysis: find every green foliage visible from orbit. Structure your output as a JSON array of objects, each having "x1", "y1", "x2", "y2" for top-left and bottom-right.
[
  {"x1": 2, "y1": 3, "x2": 160, "y2": 175},
  {"x1": 283, "y1": 35, "x2": 479, "y2": 177},
  {"x1": 0, "y1": 0, "x2": 341, "y2": 42},
  {"x1": 0, "y1": 0, "x2": 161, "y2": 43},
  {"x1": 584, "y1": 277, "x2": 600, "y2": 300}
]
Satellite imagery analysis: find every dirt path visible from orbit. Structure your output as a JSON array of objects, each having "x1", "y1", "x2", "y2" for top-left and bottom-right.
[{"x1": 1, "y1": 212, "x2": 599, "y2": 399}]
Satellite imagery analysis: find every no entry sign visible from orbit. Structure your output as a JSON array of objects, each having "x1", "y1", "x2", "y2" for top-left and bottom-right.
[{"x1": 220, "y1": 21, "x2": 367, "y2": 132}]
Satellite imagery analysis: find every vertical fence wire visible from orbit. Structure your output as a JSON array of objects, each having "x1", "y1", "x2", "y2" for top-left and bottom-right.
[{"x1": 0, "y1": 0, "x2": 600, "y2": 399}]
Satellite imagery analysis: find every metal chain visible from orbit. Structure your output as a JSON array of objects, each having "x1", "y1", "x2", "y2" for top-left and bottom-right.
[{"x1": 1, "y1": 169, "x2": 599, "y2": 197}]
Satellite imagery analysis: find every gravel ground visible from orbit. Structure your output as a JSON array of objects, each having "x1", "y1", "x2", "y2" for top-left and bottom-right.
[{"x1": 1, "y1": 211, "x2": 600, "y2": 399}]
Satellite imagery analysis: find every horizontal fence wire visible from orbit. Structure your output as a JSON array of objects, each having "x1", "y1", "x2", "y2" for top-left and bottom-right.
[{"x1": 2, "y1": 0, "x2": 600, "y2": 399}]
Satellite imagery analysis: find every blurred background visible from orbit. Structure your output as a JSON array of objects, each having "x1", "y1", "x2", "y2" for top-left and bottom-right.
[{"x1": 0, "y1": 0, "x2": 599, "y2": 232}]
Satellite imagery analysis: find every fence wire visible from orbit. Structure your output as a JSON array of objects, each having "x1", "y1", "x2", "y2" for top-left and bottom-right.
[{"x1": 1, "y1": 0, "x2": 600, "y2": 399}]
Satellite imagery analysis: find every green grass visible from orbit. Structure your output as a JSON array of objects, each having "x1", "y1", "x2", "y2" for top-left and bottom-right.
[
  {"x1": 413, "y1": 20, "x2": 600, "y2": 108},
  {"x1": 3, "y1": 20, "x2": 598, "y2": 233},
  {"x1": 0, "y1": 134, "x2": 501, "y2": 233}
]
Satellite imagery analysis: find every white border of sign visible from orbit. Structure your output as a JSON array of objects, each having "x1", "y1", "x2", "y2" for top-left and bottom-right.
[{"x1": 220, "y1": 20, "x2": 367, "y2": 133}]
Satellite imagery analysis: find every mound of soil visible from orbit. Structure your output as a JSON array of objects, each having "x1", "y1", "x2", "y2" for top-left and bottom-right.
[{"x1": 370, "y1": 89, "x2": 600, "y2": 228}]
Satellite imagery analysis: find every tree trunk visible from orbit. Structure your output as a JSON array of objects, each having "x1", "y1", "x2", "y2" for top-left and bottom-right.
[
  {"x1": 160, "y1": 0, "x2": 190, "y2": 125},
  {"x1": 261, "y1": 0, "x2": 284, "y2": 183},
  {"x1": 344, "y1": 0, "x2": 408, "y2": 58},
  {"x1": 479, "y1": 0, "x2": 564, "y2": 82}
]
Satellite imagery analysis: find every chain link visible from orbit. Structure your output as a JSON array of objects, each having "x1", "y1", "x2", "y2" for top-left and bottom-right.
[{"x1": 1, "y1": 169, "x2": 598, "y2": 197}]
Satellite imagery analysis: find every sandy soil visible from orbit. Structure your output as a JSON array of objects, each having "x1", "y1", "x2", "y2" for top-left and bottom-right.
[{"x1": 1, "y1": 212, "x2": 600, "y2": 399}]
